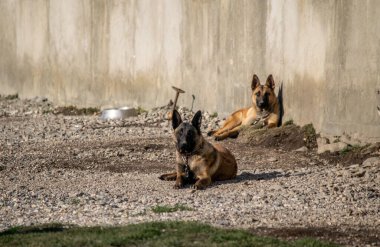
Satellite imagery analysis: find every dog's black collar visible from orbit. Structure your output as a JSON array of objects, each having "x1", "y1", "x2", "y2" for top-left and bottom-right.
[
  {"x1": 253, "y1": 110, "x2": 270, "y2": 125},
  {"x1": 182, "y1": 156, "x2": 191, "y2": 179},
  {"x1": 180, "y1": 141, "x2": 204, "y2": 179}
]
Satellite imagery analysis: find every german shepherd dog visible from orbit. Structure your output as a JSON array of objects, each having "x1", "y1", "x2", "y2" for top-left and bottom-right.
[
  {"x1": 159, "y1": 110, "x2": 238, "y2": 189},
  {"x1": 208, "y1": 74, "x2": 280, "y2": 141}
]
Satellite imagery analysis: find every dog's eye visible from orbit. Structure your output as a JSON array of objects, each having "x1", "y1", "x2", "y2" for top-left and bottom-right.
[{"x1": 256, "y1": 92, "x2": 260, "y2": 96}]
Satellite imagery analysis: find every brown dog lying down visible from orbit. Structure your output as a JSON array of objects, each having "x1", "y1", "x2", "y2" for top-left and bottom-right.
[
  {"x1": 208, "y1": 74, "x2": 280, "y2": 141},
  {"x1": 159, "y1": 110, "x2": 238, "y2": 189}
]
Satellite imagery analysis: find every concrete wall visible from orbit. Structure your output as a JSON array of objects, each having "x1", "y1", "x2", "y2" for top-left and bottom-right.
[{"x1": 1, "y1": 0, "x2": 380, "y2": 141}]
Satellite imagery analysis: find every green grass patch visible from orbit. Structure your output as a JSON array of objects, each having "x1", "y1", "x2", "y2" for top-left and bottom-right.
[
  {"x1": 283, "y1": 119, "x2": 294, "y2": 126},
  {"x1": 151, "y1": 203, "x2": 193, "y2": 213},
  {"x1": 210, "y1": 112, "x2": 218, "y2": 118},
  {"x1": 0, "y1": 221, "x2": 339, "y2": 247},
  {"x1": 339, "y1": 144, "x2": 361, "y2": 155},
  {"x1": 136, "y1": 106, "x2": 148, "y2": 115},
  {"x1": 301, "y1": 123, "x2": 317, "y2": 148}
]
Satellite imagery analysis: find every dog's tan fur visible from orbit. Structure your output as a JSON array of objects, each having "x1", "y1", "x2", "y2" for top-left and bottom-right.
[
  {"x1": 159, "y1": 110, "x2": 237, "y2": 189},
  {"x1": 209, "y1": 74, "x2": 280, "y2": 141}
]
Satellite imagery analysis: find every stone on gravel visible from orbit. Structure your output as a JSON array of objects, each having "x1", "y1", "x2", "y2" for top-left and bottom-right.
[
  {"x1": 340, "y1": 133, "x2": 363, "y2": 147},
  {"x1": 317, "y1": 137, "x2": 330, "y2": 146},
  {"x1": 267, "y1": 157, "x2": 278, "y2": 162},
  {"x1": 362, "y1": 157, "x2": 380, "y2": 167},
  {"x1": 317, "y1": 142, "x2": 348, "y2": 154},
  {"x1": 295, "y1": 146, "x2": 308, "y2": 152}
]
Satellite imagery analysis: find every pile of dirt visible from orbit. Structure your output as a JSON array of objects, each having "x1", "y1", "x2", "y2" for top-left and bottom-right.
[
  {"x1": 318, "y1": 143, "x2": 380, "y2": 166},
  {"x1": 238, "y1": 124, "x2": 317, "y2": 151},
  {"x1": 239, "y1": 122, "x2": 379, "y2": 166}
]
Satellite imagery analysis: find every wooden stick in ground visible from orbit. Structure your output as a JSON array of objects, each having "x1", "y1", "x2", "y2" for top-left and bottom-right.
[{"x1": 167, "y1": 86, "x2": 185, "y2": 120}]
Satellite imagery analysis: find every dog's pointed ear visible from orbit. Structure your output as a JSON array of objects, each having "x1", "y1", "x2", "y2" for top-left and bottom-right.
[
  {"x1": 191, "y1": 110, "x2": 202, "y2": 133},
  {"x1": 172, "y1": 110, "x2": 182, "y2": 130},
  {"x1": 251, "y1": 74, "x2": 260, "y2": 90},
  {"x1": 265, "y1": 74, "x2": 275, "y2": 89}
]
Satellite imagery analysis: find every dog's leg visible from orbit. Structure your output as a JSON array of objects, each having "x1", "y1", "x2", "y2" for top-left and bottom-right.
[
  {"x1": 192, "y1": 171, "x2": 212, "y2": 190},
  {"x1": 174, "y1": 174, "x2": 185, "y2": 189},
  {"x1": 215, "y1": 117, "x2": 256, "y2": 141},
  {"x1": 208, "y1": 123, "x2": 229, "y2": 137},
  {"x1": 210, "y1": 110, "x2": 248, "y2": 138},
  {"x1": 173, "y1": 164, "x2": 187, "y2": 189},
  {"x1": 265, "y1": 114, "x2": 279, "y2": 128},
  {"x1": 159, "y1": 172, "x2": 177, "y2": 181},
  {"x1": 192, "y1": 174, "x2": 212, "y2": 190},
  {"x1": 207, "y1": 130, "x2": 217, "y2": 136},
  {"x1": 214, "y1": 125, "x2": 242, "y2": 141},
  {"x1": 209, "y1": 113, "x2": 242, "y2": 136},
  {"x1": 216, "y1": 116, "x2": 254, "y2": 140},
  {"x1": 213, "y1": 120, "x2": 242, "y2": 139}
]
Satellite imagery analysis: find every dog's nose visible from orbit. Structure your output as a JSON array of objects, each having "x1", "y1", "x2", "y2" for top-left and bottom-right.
[{"x1": 179, "y1": 142, "x2": 188, "y2": 152}]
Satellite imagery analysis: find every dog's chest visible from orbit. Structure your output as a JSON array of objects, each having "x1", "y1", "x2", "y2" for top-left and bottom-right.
[
  {"x1": 187, "y1": 152, "x2": 219, "y2": 176},
  {"x1": 188, "y1": 155, "x2": 204, "y2": 172}
]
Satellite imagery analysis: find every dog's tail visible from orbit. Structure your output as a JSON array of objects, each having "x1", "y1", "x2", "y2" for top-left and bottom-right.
[{"x1": 277, "y1": 82, "x2": 284, "y2": 127}]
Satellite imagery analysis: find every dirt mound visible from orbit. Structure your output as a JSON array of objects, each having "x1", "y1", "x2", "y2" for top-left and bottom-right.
[
  {"x1": 239, "y1": 122, "x2": 379, "y2": 166},
  {"x1": 239, "y1": 124, "x2": 317, "y2": 151},
  {"x1": 319, "y1": 143, "x2": 380, "y2": 166}
]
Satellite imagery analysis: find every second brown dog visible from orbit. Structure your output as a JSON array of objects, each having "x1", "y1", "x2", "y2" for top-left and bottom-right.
[{"x1": 208, "y1": 74, "x2": 280, "y2": 141}]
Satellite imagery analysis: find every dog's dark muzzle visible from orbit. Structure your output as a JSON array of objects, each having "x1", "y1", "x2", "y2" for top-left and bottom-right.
[
  {"x1": 257, "y1": 101, "x2": 265, "y2": 108},
  {"x1": 257, "y1": 95, "x2": 269, "y2": 110},
  {"x1": 178, "y1": 142, "x2": 194, "y2": 154}
]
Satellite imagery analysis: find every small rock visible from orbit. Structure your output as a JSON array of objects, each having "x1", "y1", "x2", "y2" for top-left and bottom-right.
[
  {"x1": 35, "y1": 96, "x2": 48, "y2": 103},
  {"x1": 317, "y1": 137, "x2": 330, "y2": 147},
  {"x1": 340, "y1": 133, "x2": 362, "y2": 147},
  {"x1": 267, "y1": 157, "x2": 277, "y2": 162},
  {"x1": 295, "y1": 146, "x2": 308, "y2": 152},
  {"x1": 349, "y1": 164, "x2": 360, "y2": 169},
  {"x1": 317, "y1": 142, "x2": 348, "y2": 154},
  {"x1": 217, "y1": 220, "x2": 229, "y2": 226},
  {"x1": 362, "y1": 143, "x2": 380, "y2": 155},
  {"x1": 362, "y1": 157, "x2": 380, "y2": 167},
  {"x1": 352, "y1": 169, "x2": 366, "y2": 178}
]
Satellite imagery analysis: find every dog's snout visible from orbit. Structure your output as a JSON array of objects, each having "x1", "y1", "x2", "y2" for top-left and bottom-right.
[{"x1": 179, "y1": 142, "x2": 188, "y2": 151}]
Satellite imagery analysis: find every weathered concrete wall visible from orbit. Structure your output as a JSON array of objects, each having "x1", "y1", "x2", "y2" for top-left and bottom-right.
[{"x1": 1, "y1": 0, "x2": 380, "y2": 141}]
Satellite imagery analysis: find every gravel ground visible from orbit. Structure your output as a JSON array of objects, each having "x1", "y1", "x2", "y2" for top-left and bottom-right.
[{"x1": 0, "y1": 96, "x2": 379, "y2": 246}]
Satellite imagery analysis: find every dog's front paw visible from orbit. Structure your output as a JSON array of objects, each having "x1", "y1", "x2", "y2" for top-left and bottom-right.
[
  {"x1": 191, "y1": 184, "x2": 205, "y2": 190},
  {"x1": 159, "y1": 173, "x2": 177, "y2": 181},
  {"x1": 173, "y1": 182, "x2": 184, "y2": 189},
  {"x1": 214, "y1": 136, "x2": 221, "y2": 141},
  {"x1": 190, "y1": 184, "x2": 198, "y2": 190},
  {"x1": 207, "y1": 130, "x2": 215, "y2": 136}
]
